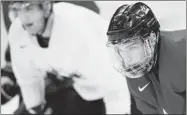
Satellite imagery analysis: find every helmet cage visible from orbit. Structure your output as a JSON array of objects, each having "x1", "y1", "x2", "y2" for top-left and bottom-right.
[
  {"x1": 106, "y1": 2, "x2": 160, "y2": 78},
  {"x1": 109, "y1": 32, "x2": 158, "y2": 78}
]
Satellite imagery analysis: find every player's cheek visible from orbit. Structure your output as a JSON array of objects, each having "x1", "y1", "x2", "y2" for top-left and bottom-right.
[{"x1": 130, "y1": 46, "x2": 145, "y2": 63}]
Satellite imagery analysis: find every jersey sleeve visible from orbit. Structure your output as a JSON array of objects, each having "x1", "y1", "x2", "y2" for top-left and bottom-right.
[{"x1": 8, "y1": 20, "x2": 46, "y2": 110}]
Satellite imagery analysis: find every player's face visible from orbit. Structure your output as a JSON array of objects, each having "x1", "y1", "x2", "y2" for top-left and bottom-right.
[
  {"x1": 11, "y1": 3, "x2": 46, "y2": 35},
  {"x1": 117, "y1": 39, "x2": 146, "y2": 67},
  {"x1": 108, "y1": 37, "x2": 150, "y2": 78},
  {"x1": 108, "y1": 33, "x2": 157, "y2": 78}
]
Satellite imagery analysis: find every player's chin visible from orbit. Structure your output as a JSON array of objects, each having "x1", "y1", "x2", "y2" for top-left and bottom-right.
[
  {"x1": 27, "y1": 27, "x2": 40, "y2": 35},
  {"x1": 27, "y1": 29, "x2": 37, "y2": 35}
]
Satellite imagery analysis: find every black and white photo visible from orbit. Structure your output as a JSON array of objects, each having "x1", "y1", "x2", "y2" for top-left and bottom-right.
[{"x1": 1, "y1": 1, "x2": 186, "y2": 114}]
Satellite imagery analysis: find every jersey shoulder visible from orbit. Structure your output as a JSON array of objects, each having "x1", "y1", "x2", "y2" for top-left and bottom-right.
[
  {"x1": 160, "y1": 30, "x2": 186, "y2": 55},
  {"x1": 8, "y1": 19, "x2": 26, "y2": 44},
  {"x1": 159, "y1": 30, "x2": 186, "y2": 92}
]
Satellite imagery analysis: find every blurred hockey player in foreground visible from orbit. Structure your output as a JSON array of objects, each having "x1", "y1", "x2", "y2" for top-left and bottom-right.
[{"x1": 7, "y1": 1, "x2": 131, "y2": 114}]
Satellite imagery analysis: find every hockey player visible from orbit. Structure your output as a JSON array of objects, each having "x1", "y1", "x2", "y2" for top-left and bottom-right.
[
  {"x1": 1, "y1": 0, "x2": 100, "y2": 108},
  {"x1": 8, "y1": 1, "x2": 131, "y2": 114},
  {"x1": 106, "y1": 2, "x2": 186, "y2": 114}
]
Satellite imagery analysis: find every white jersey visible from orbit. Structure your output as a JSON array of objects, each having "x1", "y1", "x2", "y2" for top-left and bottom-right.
[{"x1": 8, "y1": 2, "x2": 131, "y2": 114}]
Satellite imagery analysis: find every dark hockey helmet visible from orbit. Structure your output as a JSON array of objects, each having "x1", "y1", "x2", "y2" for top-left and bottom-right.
[
  {"x1": 107, "y1": 2, "x2": 160, "y2": 45},
  {"x1": 106, "y1": 2, "x2": 160, "y2": 78}
]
